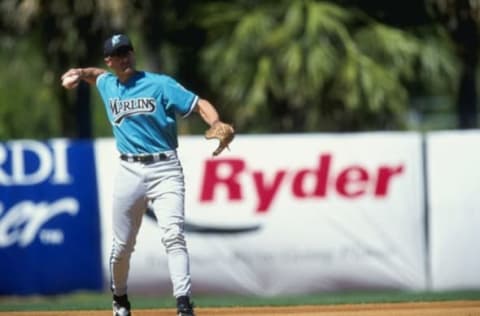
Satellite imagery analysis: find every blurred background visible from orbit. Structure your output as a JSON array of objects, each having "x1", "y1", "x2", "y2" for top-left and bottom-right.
[{"x1": 0, "y1": 0, "x2": 479, "y2": 140}]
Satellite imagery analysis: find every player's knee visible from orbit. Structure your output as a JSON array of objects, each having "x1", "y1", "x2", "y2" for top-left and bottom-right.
[
  {"x1": 110, "y1": 240, "x2": 134, "y2": 262},
  {"x1": 161, "y1": 227, "x2": 186, "y2": 251}
]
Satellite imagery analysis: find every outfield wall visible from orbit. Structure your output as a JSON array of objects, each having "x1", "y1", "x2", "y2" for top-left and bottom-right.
[
  {"x1": 0, "y1": 131, "x2": 479, "y2": 295},
  {"x1": 426, "y1": 131, "x2": 480, "y2": 290}
]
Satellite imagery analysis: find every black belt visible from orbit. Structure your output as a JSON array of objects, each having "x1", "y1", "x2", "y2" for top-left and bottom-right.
[{"x1": 120, "y1": 153, "x2": 168, "y2": 163}]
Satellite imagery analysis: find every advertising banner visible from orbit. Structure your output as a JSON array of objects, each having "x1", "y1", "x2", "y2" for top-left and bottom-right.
[
  {"x1": 427, "y1": 131, "x2": 480, "y2": 290},
  {"x1": 96, "y1": 133, "x2": 427, "y2": 296},
  {"x1": 0, "y1": 139, "x2": 103, "y2": 295}
]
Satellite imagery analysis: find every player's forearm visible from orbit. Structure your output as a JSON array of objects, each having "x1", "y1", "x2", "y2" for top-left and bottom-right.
[
  {"x1": 195, "y1": 98, "x2": 220, "y2": 127},
  {"x1": 61, "y1": 67, "x2": 106, "y2": 88},
  {"x1": 78, "y1": 67, "x2": 106, "y2": 85}
]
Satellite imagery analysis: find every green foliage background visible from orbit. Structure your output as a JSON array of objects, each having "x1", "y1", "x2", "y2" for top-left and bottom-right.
[
  {"x1": 0, "y1": 0, "x2": 477, "y2": 140},
  {"x1": 0, "y1": 36, "x2": 61, "y2": 138}
]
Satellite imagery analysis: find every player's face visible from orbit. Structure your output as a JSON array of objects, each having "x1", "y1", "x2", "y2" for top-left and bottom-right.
[{"x1": 105, "y1": 47, "x2": 136, "y2": 78}]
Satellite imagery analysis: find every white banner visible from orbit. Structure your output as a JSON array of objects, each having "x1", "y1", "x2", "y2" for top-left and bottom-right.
[
  {"x1": 95, "y1": 133, "x2": 427, "y2": 296},
  {"x1": 427, "y1": 131, "x2": 480, "y2": 290}
]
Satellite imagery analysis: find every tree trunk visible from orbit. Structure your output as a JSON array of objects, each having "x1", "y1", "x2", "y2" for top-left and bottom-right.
[
  {"x1": 75, "y1": 81, "x2": 92, "y2": 138},
  {"x1": 457, "y1": 63, "x2": 478, "y2": 129},
  {"x1": 452, "y1": 3, "x2": 479, "y2": 129}
]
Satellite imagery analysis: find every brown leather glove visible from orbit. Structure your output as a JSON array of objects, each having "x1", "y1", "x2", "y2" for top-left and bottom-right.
[{"x1": 205, "y1": 121, "x2": 235, "y2": 156}]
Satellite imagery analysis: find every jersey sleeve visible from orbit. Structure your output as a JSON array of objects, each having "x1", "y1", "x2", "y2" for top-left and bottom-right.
[
  {"x1": 162, "y1": 76, "x2": 198, "y2": 118},
  {"x1": 96, "y1": 72, "x2": 110, "y2": 90}
]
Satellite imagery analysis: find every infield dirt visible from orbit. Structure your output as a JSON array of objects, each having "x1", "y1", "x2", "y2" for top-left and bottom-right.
[{"x1": 1, "y1": 300, "x2": 480, "y2": 315}]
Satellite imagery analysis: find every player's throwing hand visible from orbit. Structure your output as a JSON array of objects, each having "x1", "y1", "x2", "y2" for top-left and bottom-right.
[{"x1": 60, "y1": 69, "x2": 82, "y2": 89}]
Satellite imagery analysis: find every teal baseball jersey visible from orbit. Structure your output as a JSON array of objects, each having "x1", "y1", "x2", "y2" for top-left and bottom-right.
[{"x1": 96, "y1": 71, "x2": 198, "y2": 154}]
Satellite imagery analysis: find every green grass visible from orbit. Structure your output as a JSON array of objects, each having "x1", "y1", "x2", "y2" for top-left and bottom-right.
[{"x1": 1, "y1": 290, "x2": 480, "y2": 312}]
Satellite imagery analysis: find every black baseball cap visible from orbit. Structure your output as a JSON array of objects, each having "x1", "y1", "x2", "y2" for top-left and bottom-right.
[{"x1": 103, "y1": 34, "x2": 134, "y2": 57}]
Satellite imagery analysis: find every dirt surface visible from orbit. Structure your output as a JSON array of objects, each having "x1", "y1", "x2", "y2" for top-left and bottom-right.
[{"x1": 1, "y1": 300, "x2": 480, "y2": 316}]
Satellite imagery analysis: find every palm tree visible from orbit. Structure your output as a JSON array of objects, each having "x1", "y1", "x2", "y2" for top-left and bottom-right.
[{"x1": 198, "y1": 0, "x2": 457, "y2": 132}]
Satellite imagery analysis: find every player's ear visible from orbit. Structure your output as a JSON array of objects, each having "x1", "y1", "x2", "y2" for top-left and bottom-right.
[{"x1": 104, "y1": 57, "x2": 112, "y2": 67}]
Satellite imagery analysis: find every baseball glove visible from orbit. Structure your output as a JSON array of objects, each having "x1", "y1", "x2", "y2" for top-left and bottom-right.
[{"x1": 205, "y1": 121, "x2": 235, "y2": 156}]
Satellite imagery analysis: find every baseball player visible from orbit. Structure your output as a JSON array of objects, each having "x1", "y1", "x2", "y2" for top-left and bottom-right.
[{"x1": 61, "y1": 34, "x2": 234, "y2": 316}]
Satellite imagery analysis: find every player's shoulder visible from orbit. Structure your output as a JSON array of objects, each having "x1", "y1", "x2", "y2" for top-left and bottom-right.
[
  {"x1": 99, "y1": 71, "x2": 115, "y2": 79},
  {"x1": 96, "y1": 71, "x2": 115, "y2": 85},
  {"x1": 141, "y1": 71, "x2": 191, "y2": 94},
  {"x1": 143, "y1": 71, "x2": 175, "y2": 83}
]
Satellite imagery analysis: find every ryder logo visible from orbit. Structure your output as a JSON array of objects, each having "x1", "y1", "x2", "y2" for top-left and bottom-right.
[{"x1": 200, "y1": 154, "x2": 404, "y2": 213}]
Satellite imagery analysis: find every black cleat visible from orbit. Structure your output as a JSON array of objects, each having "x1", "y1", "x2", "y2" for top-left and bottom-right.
[
  {"x1": 112, "y1": 294, "x2": 131, "y2": 316},
  {"x1": 176, "y1": 295, "x2": 195, "y2": 316}
]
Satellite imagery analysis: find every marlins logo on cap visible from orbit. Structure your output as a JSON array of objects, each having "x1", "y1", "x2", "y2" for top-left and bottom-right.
[
  {"x1": 112, "y1": 35, "x2": 122, "y2": 46},
  {"x1": 103, "y1": 34, "x2": 133, "y2": 57}
]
